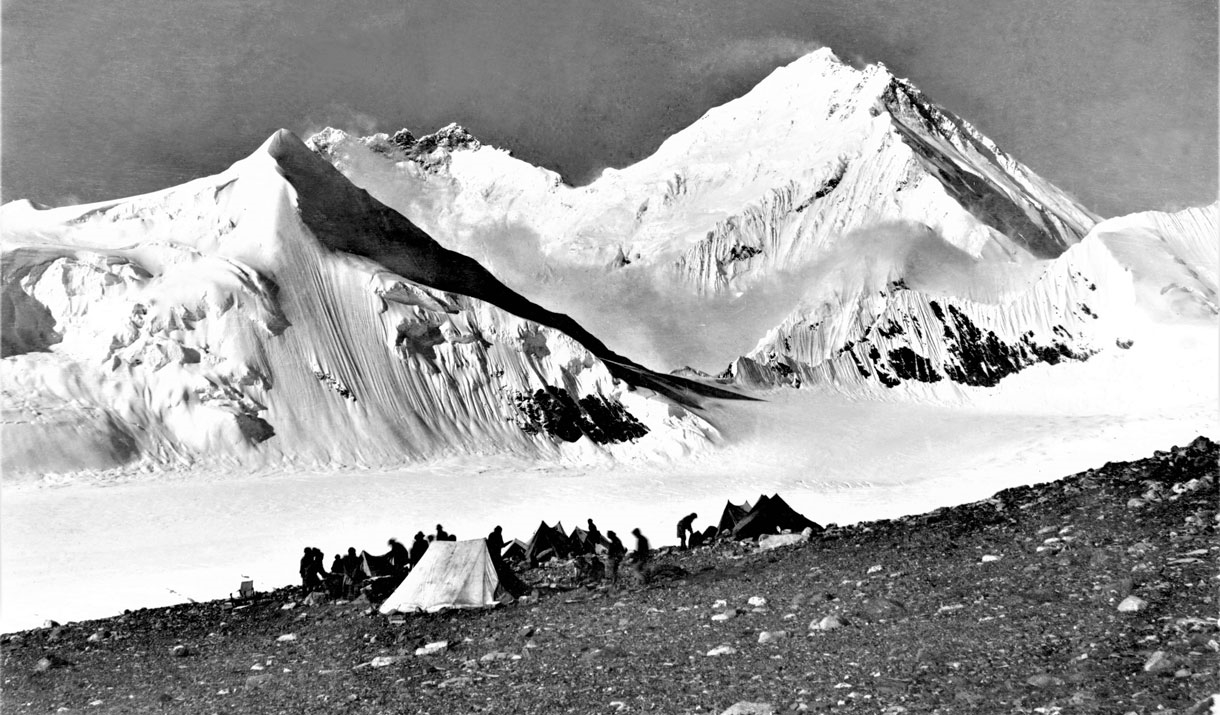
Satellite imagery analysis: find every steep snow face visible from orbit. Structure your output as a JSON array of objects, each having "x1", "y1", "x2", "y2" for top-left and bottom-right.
[
  {"x1": 735, "y1": 203, "x2": 1217, "y2": 394},
  {"x1": 0, "y1": 131, "x2": 724, "y2": 477},
  {"x1": 307, "y1": 48, "x2": 1098, "y2": 372}
]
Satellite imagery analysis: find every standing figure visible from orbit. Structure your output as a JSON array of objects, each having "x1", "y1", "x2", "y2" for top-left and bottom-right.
[
  {"x1": 486, "y1": 526, "x2": 505, "y2": 566},
  {"x1": 630, "y1": 528, "x2": 651, "y2": 585},
  {"x1": 604, "y1": 530, "x2": 627, "y2": 585},
  {"x1": 435, "y1": 524, "x2": 450, "y2": 541},
  {"x1": 676, "y1": 513, "x2": 698, "y2": 550},
  {"x1": 409, "y1": 531, "x2": 430, "y2": 568},
  {"x1": 387, "y1": 538, "x2": 410, "y2": 574},
  {"x1": 341, "y1": 547, "x2": 364, "y2": 596},
  {"x1": 299, "y1": 547, "x2": 320, "y2": 590}
]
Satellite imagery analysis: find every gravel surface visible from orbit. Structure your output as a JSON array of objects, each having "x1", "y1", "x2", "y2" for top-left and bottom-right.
[{"x1": 3, "y1": 437, "x2": 1217, "y2": 714}]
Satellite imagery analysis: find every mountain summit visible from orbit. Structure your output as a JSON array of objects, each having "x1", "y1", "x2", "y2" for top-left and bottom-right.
[{"x1": 307, "y1": 48, "x2": 1109, "y2": 377}]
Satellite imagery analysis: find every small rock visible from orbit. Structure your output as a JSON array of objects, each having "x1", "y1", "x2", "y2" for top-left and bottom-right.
[
  {"x1": 438, "y1": 676, "x2": 472, "y2": 689},
  {"x1": 758, "y1": 630, "x2": 788, "y2": 644},
  {"x1": 170, "y1": 644, "x2": 190, "y2": 657},
  {"x1": 1117, "y1": 596, "x2": 1148, "y2": 613},
  {"x1": 86, "y1": 632, "x2": 104, "y2": 643},
  {"x1": 711, "y1": 611, "x2": 737, "y2": 622},
  {"x1": 519, "y1": 625, "x2": 535, "y2": 638},
  {"x1": 747, "y1": 596, "x2": 768, "y2": 608},
  {"x1": 1127, "y1": 498, "x2": 1144, "y2": 509},
  {"x1": 866, "y1": 565, "x2": 882, "y2": 574},
  {"x1": 276, "y1": 633, "x2": 298, "y2": 643},
  {"x1": 42, "y1": 619, "x2": 60, "y2": 629},
  {"x1": 1173, "y1": 668, "x2": 1192, "y2": 678},
  {"x1": 859, "y1": 597, "x2": 906, "y2": 618},
  {"x1": 721, "y1": 702, "x2": 776, "y2": 715},
  {"x1": 369, "y1": 656, "x2": 403, "y2": 668},
  {"x1": 480, "y1": 651, "x2": 510, "y2": 662},
  {"x1": 1143, "y1": 650, "x2": 1175, "y2": 675},
  {"x1": 280, "y1": 601, "x2": 296, "y2": 610},
  {"x1": 713, "y1": 599, "x2": 728, "y2": 609},
  {"x1": 1026, "y1": 673, "x2": 1063, "y2": 688},
  {"x1": 245, "y1": 674, "x2": 272, "y2": 688},
  {"x1": 33, "y1": 655, "x2": 72, "y2": 673},
  {"x1": 415, "y1": 641, "x2": 448, "y2": 656},
  {"x1": 811, "y1": 615, "x2": 845, "y2": 631},
  {"x1": 706, "y1": 644, "x2": 737, "y2": 656},
  {"x1": 980, "y1": 554, "x2": 1001, "y2": 563}
]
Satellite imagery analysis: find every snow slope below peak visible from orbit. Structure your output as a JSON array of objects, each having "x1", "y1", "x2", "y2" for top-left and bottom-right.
[
  {"x1": 733, "y1": 203, "x2": 1216, "y2": 398},
  {"x1": 1, "y1": 131, "x2": 732, "y2": 478}
]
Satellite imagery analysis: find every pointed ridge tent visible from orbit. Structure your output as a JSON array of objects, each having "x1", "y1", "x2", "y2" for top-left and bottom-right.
[
  {"x1": 360, "y1": 550, "x2": 395, "y2": 578},
  {"x1": 523, "y1": 521, "x2": 572, "y2": 565},
  {"x1": 716, "y1": 499, "x2": 753, "y2": 534},
  {"x1": 731, "y1": 494, "x2": 823, "y2": 541},
  {"x1": 379, "y1": 539, "x2": 504, "y2": 614},
  {"x1": 501, "y1": 538, "x2": 528, "y2": 563},
  {"x1": 570, "y1": 526, "x2": 608, "y2": 554}
]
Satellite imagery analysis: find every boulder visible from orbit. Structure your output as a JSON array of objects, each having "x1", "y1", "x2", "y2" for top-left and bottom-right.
[
  {"x1": 303, "y1": 591, "x2": 328, "y2": 607},
  {"x1": 758, "y1": 630, "x2": 788, "y2": 644},
  {"x1": 1143, "y1": 651, "x2": 1175, "y2": 675},
  {"x1": 415, "y1": 641, "x2": 449, "y2": 656},
  {"x1": 721, "y1": 703, "x2": 776, "y2": 715},
  {"x1": 811, "y1": 615, "x2": 845, "y2": 631}
]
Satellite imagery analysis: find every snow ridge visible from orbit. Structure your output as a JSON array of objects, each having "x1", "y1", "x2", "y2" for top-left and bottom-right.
[{"x1": 0, "y1": 131, "x2": 734, "y2": 477}]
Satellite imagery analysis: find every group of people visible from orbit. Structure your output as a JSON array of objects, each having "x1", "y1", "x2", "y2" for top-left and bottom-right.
[
  {"x1": 298, "y1": 523, "x2": 460, "y2": 596},
  {"x1": 299, "y1": 513, "x2": 704, "y2": 594}
]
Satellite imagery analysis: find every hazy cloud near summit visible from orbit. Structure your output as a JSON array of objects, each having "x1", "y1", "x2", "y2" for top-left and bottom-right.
[{"x1": 691, "y1": 36, "x2": 825, "y2": 74}]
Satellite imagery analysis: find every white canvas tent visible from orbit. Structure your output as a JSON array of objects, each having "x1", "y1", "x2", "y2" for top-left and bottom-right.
[{"x1": 379, "y1": 539, "x2": 504, "y2": 614}]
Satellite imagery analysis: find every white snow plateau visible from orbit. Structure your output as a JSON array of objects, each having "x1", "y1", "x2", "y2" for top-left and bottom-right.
[{"x1": 1, "y1": 48, "x2": 1216, "y2": 631}]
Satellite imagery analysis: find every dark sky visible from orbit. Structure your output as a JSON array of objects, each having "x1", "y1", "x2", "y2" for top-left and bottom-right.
[{"x1": 2, "y1": 0, "x2": 1216, "y2": 216}]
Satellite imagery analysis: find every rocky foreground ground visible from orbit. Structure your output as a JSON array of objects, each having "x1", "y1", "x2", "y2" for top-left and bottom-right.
[{"x1": 3, "y1": 438, "x2": 1218, "y2": 714}]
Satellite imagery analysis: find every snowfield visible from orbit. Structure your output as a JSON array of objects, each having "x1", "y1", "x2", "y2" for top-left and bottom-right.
[{"x1": 3, "y1": 353, "x2": 1215, "y2": 632}]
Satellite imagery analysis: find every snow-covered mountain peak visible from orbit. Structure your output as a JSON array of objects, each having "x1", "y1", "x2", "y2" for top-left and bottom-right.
[
  {"x1": 307, "y1": 123, "x2": 483, "y2": 173},
  {"x1": 1, "y1": 129, "x2": 738, "y2": 476}
]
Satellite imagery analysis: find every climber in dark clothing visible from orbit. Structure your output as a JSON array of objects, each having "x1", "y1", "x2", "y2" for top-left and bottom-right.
[
  {"x1": 299, "y1": 547, "x2": 322, "y2": 590},
  {"x1": 585, "y1": 518, "x2": 605, "y2": 553},
  {"x1": 435, "y1": 524, "x2": 451, "y2": 541},
  {"x1": 340, "y1": 547, "x2": 364, "y2": 596},
  {"x1": 630, "y1": 528, "x2": 651, "y2": 584},
  {"x1": 387, "y1": 538, "x2": 410, "y2": 574},
  {"x1": 604, "y1": 530, "x2": 627, "y2": 585},
  {"x1": 676, "y1": 512, "x2": 698, "y2": 550},
  {"x1": 409, "y1": 531, "x2": 430, "y2": 567},
  {"x1": 486, "y1": 526, "x2": 505, "y2": 565}
]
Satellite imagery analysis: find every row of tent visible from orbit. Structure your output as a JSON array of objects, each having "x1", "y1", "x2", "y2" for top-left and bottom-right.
[
  {"x1": 504, "y1": 494, "x2": 823, "y2": 567},
  {"x1": 378, "y1": 493, "x2": 822, "y2": 615}
]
